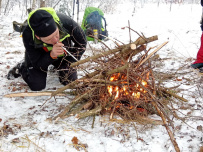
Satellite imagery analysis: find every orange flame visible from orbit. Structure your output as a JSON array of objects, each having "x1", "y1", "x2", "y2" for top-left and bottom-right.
[{"x1": 107, "y1": 73, "x2": 148, "y2": 100}]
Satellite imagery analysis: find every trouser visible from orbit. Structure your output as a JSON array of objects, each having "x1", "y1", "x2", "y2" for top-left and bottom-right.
[
  {"x1": 193, "y1": 32, "x2": 203, "y2": 64},
  {"x1": 21, "y1": 60, "x2": 77, "y2": 91}
]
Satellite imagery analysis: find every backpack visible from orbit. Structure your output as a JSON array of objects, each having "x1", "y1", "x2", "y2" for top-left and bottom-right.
[
  {"x1": 12, "y1": 8, "x2": 32, "y2": 33},
  {"x1": 13, "y1": 20, "x2": 28, "y2": 33},
  {"x1": 81, "y1": 7, "x2": 108, "y2": 41}
]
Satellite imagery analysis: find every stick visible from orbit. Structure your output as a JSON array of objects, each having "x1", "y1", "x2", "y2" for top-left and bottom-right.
[
  {"x1": 76, "y1": 106, "x2": 102, "y2": 119},
  {"x1": 151, "y1": 101, "x2": 180, "y2": 152},
  {"x1": 52, "y1": 80, "x2": 80, "y2": 96},
  {"x1": 4, "y1": 92, "x2": 65, "y2": 98},
  {"x1": 137, "y1": 41, "x2": 168, "y2": 67},
  {"x1": 163, "y1": 90, "x2": 188, "y2": 102},
  {"x1": 54, "y1": 88, "x2": 96, "y2": 120},
  {"x1": 52, "y1": 70, "x2": 102, "y2": 96}
]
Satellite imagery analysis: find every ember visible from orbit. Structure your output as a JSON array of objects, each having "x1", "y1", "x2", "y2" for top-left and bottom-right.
[{"x1": 107, "y1": 72, "x2": 148, "y2": 100}]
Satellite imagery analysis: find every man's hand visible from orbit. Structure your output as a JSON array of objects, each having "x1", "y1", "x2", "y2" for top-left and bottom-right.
[{"x1": 50, "y1": 42, "x2": 64, "y2": 58}]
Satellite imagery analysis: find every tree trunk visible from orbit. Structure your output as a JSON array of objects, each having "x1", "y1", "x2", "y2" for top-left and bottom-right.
[
  {"x1": 25, "y1": 0, "x2": 28, "y2": 14},
  {"x1": 0, "y1": 0, "x2": 2, "y2": 15},
  {"x1": 40, "y1": 0, "x2": 46, "y2": 7},
  {"x1": 4, "y1": 0, "x2": 10, "y2": 15},
  {"x1": 32, "y1": 0, "x2": 36, "y2": 10}
]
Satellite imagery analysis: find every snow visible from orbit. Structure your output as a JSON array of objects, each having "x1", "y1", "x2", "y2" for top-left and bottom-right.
[{"x1": 0, "y1": 2, "x2": 203, "y2": 152}]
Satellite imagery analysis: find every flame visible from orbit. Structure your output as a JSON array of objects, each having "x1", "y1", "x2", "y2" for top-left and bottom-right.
[
  {"x1": 107, "y1": 73, "x2": 148, "y2": 100},
  {"x1": 132, "y1": 92, "x2": 140, "y2": 98}
]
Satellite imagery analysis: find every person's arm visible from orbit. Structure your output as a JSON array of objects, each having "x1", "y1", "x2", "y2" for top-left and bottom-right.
[
  {"x1": 58, "y1": 13, "x2": 87, "y2": 61},
  {"x1": 22, "y1": 26, "x2": 56, "y2": 70}
]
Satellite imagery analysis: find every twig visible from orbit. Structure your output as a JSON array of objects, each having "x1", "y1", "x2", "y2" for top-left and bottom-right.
[
  {"x1": 54, "y1": 88, "x2": 96, "y2": 120},
  {"x1": 162, "y1": 89, "x2": 188, "y2": 102},
  {"x1": 76, "y1": 106, "x2": 102, "y2": 119},
  {"x1": 137, "y1": 41, "x2": 168, "y2": 68}
]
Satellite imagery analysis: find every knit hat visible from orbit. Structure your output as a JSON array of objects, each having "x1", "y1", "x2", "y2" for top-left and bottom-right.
[{"x1": 29, "y1": 10, "x2": 57, "y2": 37}]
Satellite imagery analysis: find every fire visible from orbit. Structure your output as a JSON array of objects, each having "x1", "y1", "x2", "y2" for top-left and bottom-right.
[{"x1": 107, "y1": 73, "x2": 148, "y2": 100}]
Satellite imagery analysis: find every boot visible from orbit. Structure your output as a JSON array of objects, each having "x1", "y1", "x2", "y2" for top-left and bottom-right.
[
  {"x1": 7, "y1": 61, "x2": 25, "y2": 80},
  {"x1": 199, "y1": 67, "x2": 203, "y2": 74},
  {"x1": 58, "y1": 68, "x2": 77, "y2": 86},
  {"x1": 191, "y1": 63, "x2": 203, "y2": 69}
]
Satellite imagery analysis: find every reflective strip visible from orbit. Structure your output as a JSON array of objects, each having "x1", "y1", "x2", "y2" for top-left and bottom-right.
[{"x1": 42, "y1": 34, "x2": 70, "y2": 57}]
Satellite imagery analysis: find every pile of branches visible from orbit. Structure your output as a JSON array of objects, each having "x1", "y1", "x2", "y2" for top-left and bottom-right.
[{"x1": 51, "y1": 30, "x2": 187, "y2": 152}]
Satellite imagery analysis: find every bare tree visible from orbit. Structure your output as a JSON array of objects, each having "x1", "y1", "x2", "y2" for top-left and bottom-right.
[
  {"x1": 4, "y1": 0, "x2": 10, "y2": 15},
  {"x1": 40, "y1": 0, "x2": 46, "y2": 7},
  {"x1": 32, "y1": 0, "x2": 36, "y2": 10},
  {"x1": 0, "y1": 0, "x2": 2, "y2": 15}
]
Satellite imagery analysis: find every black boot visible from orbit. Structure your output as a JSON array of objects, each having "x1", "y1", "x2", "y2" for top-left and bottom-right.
[
  {"x1": 199, "y1": 67, "x2": 203, "y2": 74},
  {"x1": 7, "y1": 61, "x2": 25, "y2": 80}
]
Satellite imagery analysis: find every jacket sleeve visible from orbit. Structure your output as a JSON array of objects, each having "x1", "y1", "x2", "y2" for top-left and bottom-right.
[
  {"x1": 58, "y1": 13, "x2": 87, "y2": 61},
  {"x1": 22, "y1": 26, "x2": 55, "y2": 70}
]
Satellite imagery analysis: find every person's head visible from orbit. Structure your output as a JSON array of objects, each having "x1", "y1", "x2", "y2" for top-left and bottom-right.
[{"x1": 29, "y1": 10, "x2": 59, "y2": 45}]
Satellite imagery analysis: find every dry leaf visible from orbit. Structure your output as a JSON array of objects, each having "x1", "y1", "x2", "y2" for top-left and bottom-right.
[
  {"x1": 71, "y1": 136, "x2": 79, "y2": 145},
  {"x1": 175, "y1": 78, "x2": 182, "y2": 81},
  {"x1": 12, "y1": 138, "x2": 20, "y2": 143},
  {"x1": 14, "y1": 124, "x2": 21, "y2": 129},
  {"x1": 12, "y1": 87, "x2": 17, "y2": 92},
  {"x1": 197, "y1": 125, "x2": 202, "y2": 131}
]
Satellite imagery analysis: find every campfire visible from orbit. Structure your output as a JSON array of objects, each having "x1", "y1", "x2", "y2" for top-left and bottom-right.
[
  {"x1": 107, "y1": 72, "x2": 148, "y2": 100},
  {"x1": 51, "y1": 27, "x2": 187, "y2": 152},
  {"x1": 103, "y1": 72, "x2": 150, "y2": 116}
]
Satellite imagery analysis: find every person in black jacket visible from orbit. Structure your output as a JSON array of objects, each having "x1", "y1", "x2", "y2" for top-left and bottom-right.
[{"x1": 7, "y1": 8, "x2": 87, "y2": 91}]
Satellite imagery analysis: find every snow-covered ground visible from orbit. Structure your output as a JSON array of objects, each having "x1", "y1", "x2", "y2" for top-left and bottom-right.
[{"x1": 0, "y1": 2, "x2": 203, "y2": 152}]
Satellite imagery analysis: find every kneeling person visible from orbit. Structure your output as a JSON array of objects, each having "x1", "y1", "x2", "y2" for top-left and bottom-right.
[{"x1": 7, "y1": 8, "x2": 87, "y2": 91}]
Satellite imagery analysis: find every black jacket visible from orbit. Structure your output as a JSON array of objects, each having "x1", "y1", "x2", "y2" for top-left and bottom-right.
[{"x1": 22, "y1": 13, "x2": 87, "y2": 70}]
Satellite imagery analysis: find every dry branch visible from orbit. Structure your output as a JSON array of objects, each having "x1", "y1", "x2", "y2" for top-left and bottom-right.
[
  {"x1": 163, "y1": 89, "x2": 188, "y2": 102},
  {"x1": 70, "y1": 35, "x2": 158, "y2": 68},
  {"x1": 137, "y1": 41, "x2": 168, "y2": 67},
  {"x1": 76, "y1": 106, "x2": 102, "y2": 119},
  {"x1": 151, "y1": 101, "x2": 180, "y2": 152},
  {"x1": 54, "y1": 88, "x2": 96, "y2": 120}
]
